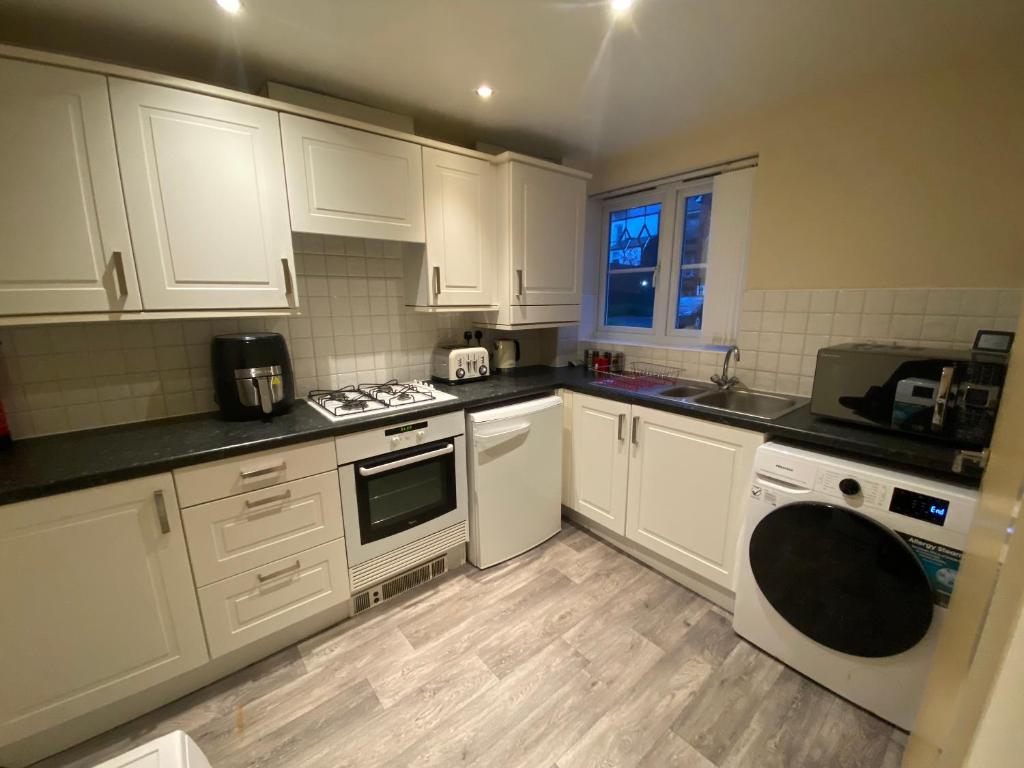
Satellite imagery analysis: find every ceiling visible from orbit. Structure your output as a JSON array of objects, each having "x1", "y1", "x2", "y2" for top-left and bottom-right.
[{"x1": 0, "y1": 0, "x2": 1021, "y2": 163}]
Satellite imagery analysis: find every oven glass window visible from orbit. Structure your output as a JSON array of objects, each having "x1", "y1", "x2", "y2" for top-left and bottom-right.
[{"x1": 355, "y1": 439, "x2": 457, "y2": 545}]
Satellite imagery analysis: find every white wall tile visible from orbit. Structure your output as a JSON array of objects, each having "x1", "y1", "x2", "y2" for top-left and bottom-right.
[
  {"x1": 0, "y1": 237, "x2": 513, "y2": 439},
  {"x1": 893, "y1": 289, "x2": 928, "y2": 315},
  {"x1": 836, "y1": 290, "x2": 865, "y2": 314}
]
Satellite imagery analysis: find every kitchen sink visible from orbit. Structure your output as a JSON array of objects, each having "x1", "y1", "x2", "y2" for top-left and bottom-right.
[
  {"x1": 652, "y1": 382, "x2": 713, "y2": 399},
  {"x1": 687, "y1": 388, "x2": 805, "y2": 420}
]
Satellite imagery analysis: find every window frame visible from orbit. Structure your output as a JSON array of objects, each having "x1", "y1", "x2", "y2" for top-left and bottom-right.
[
  {"x1": 596, "y1": 187, "x2": 675, "y2": 340},
  {"x1": 597, "y1": 179, "x2": 722, "y2": 344}
]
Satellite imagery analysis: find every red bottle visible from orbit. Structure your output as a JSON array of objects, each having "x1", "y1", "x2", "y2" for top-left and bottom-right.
[{"x1": 0, "y1": 397, "x2": 11, "y2": 449}]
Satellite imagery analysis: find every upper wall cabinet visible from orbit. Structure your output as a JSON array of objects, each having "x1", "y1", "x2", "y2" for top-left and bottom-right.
[
  {"x1": 405, "y1": 148, "x2": 496, "y2": 310},
  {"x1": 280, "y1": 114, "x2": 425, "y2": 243},
  {"x1": 478, "y1": 155, "x2": 589, "y2": 329},
  {"x1": 0, "y1": 59, "x2": 141, "y2": 315},
  {"x1": 110, "y1": 79, "x2": 296, "y2": 311},
  {"x1": 509, "y1": 160, "x2": 586, "y2": 306}
]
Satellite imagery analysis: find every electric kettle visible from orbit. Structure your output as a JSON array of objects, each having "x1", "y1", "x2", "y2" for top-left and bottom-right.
[{"x1": 493, "y1": 338, "x2": 520, "y2": 371}]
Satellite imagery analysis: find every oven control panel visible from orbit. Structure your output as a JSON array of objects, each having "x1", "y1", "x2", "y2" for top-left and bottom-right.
[
  {"x1": 386, "y1": 421, "x2": 428, "y2": 448},
  {"x1": 334, "y1": 409, "x2": 466, "y2": 465}
]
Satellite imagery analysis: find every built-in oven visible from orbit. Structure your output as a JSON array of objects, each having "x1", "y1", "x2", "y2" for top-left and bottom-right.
[
  {"x1": 336, "y1": 410, "x2": 468, "y2": 569},
  {"x1": 354, "y1": 438, "x2": 457, "y2": 545}
]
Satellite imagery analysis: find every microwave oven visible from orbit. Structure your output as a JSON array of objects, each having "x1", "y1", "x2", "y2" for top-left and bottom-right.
[{"x1": 811, "y1": 343, "x2": 1007, "y2": 449}]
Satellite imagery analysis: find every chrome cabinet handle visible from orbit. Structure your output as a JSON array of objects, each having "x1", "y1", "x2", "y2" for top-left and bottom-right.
[
  {"x1": 617, "y1": 413, "x2": 626, "y2": 441},
  {"x1": 932, "y1": 366, "x2": 955, "y2": 430},
  {"x1": 112, "y1": 251, "x2": 129, "y2": 299},
  {"x1": 240, "y1": 462, "x2": 287, "y2": 480},
  {"x1": 154, "y1": 490, "x2": 170, "y2": 534},
  {"x1": 281, "y1": 257, "x2": 295, "y2": 298},
  {"x1": 257, "y1": 560, "x2": 301, "y2": 583},
  {"x1": 515, "y1": 268, "x2": 524, "y2": 297},
  {"x1": 245, "y1": 489, "x2": 292, "y2": 509},
  {"x1": 432, "y1": 265, "x2": 441, "y2": 296},
  {"x1": 631, "y1": 416, "x2": 640, "y2": 446}
]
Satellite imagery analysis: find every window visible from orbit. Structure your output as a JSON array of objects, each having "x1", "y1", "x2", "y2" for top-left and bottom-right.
[
  {"x1": 604, "y1": 202, "x2": 661, "y2": 328},
  {"x1": 596, "y1": 168, "x2": 754, "y2": 346}
]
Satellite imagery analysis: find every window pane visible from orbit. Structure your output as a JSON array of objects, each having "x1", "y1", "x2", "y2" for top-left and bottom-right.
[
  {"x1": 680, "y1": 193, "x2": 713, "y2": 265},
  {"x1": 675, "y1": 267, "x2": 706, "y2": 330},
  {"x1": 606, "y1": 270, "x2": 656, "y2": 328},
  {"x1": 608, "y1": 203, "x2": 661, "y2": 270}
]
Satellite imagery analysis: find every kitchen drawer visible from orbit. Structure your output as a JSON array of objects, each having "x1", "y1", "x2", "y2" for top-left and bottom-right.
[
  {"x1": 198, "y1": 538, "x2": 350, "y2": 658},
  {"x1": 174, "y1": 439, "x2": 336, "y2": 508},
  {"x1": 183, "y1": 470, "x2": 344, "y2": 586}
]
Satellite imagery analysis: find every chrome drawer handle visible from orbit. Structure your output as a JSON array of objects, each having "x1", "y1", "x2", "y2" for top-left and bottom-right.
[
  {"x1": 257, "y1": 560, "x2": 301, "y2": 583},
  {"x1": 245, "y1": 489, "x2": 292, "y2": 509},
  {"x1": 240, "y1": 462, "x2": 287, "y2": 480}
]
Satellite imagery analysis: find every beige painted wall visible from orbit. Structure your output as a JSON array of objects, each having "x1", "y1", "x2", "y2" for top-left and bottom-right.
[
  {"x1": 904, "y1": 311, "x2": 1024, "y2": 768},
  {"x1": 589, "y1": 61, "x2": 1024, "y2": 291}
]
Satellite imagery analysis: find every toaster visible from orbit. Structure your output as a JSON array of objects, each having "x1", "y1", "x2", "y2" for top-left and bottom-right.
[{"x1": 431, "y1": 345, "x2": 489, "y2": 383}]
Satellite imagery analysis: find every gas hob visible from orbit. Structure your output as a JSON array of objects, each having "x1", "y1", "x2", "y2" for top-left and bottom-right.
[{"x1": 307, "y1": 380, "x2": 457, "y2": 422}]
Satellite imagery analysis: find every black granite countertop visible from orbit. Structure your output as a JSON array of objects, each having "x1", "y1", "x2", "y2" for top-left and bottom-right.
[{"x1": 0, "y1": 366, "x2": 980, "y2": 506}]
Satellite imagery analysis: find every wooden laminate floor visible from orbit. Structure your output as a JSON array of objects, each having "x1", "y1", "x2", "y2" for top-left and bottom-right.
[{"x1": 35, "y1": 523, "x2": 905, "y2": 768}]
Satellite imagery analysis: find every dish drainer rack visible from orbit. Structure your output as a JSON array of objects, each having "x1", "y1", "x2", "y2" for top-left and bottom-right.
[{"x1": 588, "y1": 362, "x2": 682, "y2": 391}]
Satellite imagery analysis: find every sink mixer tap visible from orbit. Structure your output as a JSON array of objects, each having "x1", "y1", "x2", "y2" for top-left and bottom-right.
[{"x1": 711, "y1": 345, "x2": 742, "y2": 390}]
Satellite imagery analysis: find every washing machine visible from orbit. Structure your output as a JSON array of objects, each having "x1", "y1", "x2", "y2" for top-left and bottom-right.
[{"x1": 733, "y1": 442, "x2": 977, "y2": 730}]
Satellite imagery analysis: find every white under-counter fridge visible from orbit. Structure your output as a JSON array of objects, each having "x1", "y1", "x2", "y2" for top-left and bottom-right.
[{"x1": 466, "y1": 395, "x2": 563, "y2": 568}]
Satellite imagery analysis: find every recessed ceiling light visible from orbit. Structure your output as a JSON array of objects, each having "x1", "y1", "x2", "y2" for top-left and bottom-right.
[
  {"x1": 611, "y1": 0, "x2": 634, "y2": 14},
  {"x1": 475, "y1": 85, "x2": 494, "y2": 99},
  {"x1": 216, "y1": 0, "x2": 242, "y2": 14}
]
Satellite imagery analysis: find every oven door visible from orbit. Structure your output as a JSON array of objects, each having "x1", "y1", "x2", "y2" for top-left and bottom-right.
[{"x1": 339, "y1": 435, "x2": 468, "y2": 566}]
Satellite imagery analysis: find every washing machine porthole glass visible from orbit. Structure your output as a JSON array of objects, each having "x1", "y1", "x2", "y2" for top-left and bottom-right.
[{"x1": 749, "y1": 501, "x2": 934, "y2": 658}]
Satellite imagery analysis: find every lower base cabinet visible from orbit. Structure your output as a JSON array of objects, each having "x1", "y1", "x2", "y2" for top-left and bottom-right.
[
  {"x1": 624, "y1": 405, "x2": 763, "y2": 588},
  {"x1": 0, "y1": 475, "x2": 208, "y2": 746},
  {"x1": 198, "y1": 538, "x2": 350, "y2": 658},
  {"x1": 568, "y1": 393, "x2": 763, "y2": 591}
]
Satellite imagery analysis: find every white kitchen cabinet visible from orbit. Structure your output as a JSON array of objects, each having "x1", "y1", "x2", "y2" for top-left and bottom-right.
[
  {"x1": 625, "y1": 404, "x2": 763, "y2": 589},
  {"x1": 280, "y1": 113, "x2": 425, "y2": 242},
  {"x1": 404, "y1": 147, "x2": 496, "y2": 309},
  {"x1": 477, "y1": 154, "x2": 589, "y2": 329},
  {"x1": 0, "y1": 474, "x2": 208, "y2": 744},
  {"x1": 109, "y1": 78, "x2": 295, "y2": 310},
  {"x1": 198, "y1": 538, "x2": 350, "y2": 659},
  {"x1": 0, "y1": 58, "x2": 141, "y2": 315},
  {"x1": 571, "y1": 393, "x2": 631, "y2": 535},
  {"x1": 509, "y1": 160, "x2": 585, "y2": 306},
  {"x1": 559, "y1": 389, "x2": 575, "y2": 509}
]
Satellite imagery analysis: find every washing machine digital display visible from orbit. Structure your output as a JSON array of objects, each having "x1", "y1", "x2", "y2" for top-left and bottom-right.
[{"x1": 889, "y1": 487, "x2": 948, "y2": 526}]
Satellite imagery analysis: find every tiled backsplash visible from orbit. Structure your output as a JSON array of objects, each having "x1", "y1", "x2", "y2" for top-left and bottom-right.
[
  {"x1": 580, "y1": 287, "x2": 1022, "y2": 396},
  {"x1": 0, "y1": 234, "x2": 554, "y2": 440}
]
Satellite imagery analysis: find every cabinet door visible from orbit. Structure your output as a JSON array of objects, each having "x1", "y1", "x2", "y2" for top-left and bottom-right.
[
  {"x1": 571, "y1": 393, "x2": 630, "y2": 535},
  {"x1": 509, "y1": 162, "x2": 585, "y2": 306},
  {"x1": 422, "y1": 147, "x2": 495, "y2": 306},
  {"x1": 0, "y1": 59, "x2": 140, "y2": 314},
  {"x1": 0, "y1": 475, "x2": 208, "y2": 744},
  {"x1": 281, "y1": 113, "x2": 425, "y2": 242},
  {"x1": 110, "y1": 79, "x2": 295, "y2": 310},
  {"x1": 625, "y1": 405, "x2": 763, "y2": 589}
]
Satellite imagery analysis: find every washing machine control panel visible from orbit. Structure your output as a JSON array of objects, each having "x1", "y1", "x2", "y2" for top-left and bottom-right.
[
  {"x1": 889, "y1": 487, "x2": 949, "y2": 527},
  {"x1": 818, "y1": 470, "x2": 888, "y2": 508}
]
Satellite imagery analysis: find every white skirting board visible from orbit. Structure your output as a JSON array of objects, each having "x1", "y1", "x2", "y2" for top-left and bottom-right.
[{"x1": 562, "y1": 507, "x2": 735, "y2": 612}]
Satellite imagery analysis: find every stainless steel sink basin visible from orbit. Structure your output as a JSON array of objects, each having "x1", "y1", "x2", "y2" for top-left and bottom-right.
[
  {"x1": 687, "y1": 388, "x2": 805, "y2": 420},
  {"x1": 652, "y1": 382, "x2": 713, "y2": 399}
]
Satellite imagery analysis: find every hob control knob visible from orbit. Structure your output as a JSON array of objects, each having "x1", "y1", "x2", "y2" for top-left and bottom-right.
[
  {"x1": 478, "y1": 364, "x2": 488, "y2": 376},
  {"x1": 456, "y1": 368, "x2": 466, "y2": 379},
  {"x1": 839, "y1": 478, "x2": 861, "y2": 496}
]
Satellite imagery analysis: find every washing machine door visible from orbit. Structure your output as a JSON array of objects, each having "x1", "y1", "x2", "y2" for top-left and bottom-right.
[{"x1": 749, "y1": 501, "x2": 934, "y2": 658}]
